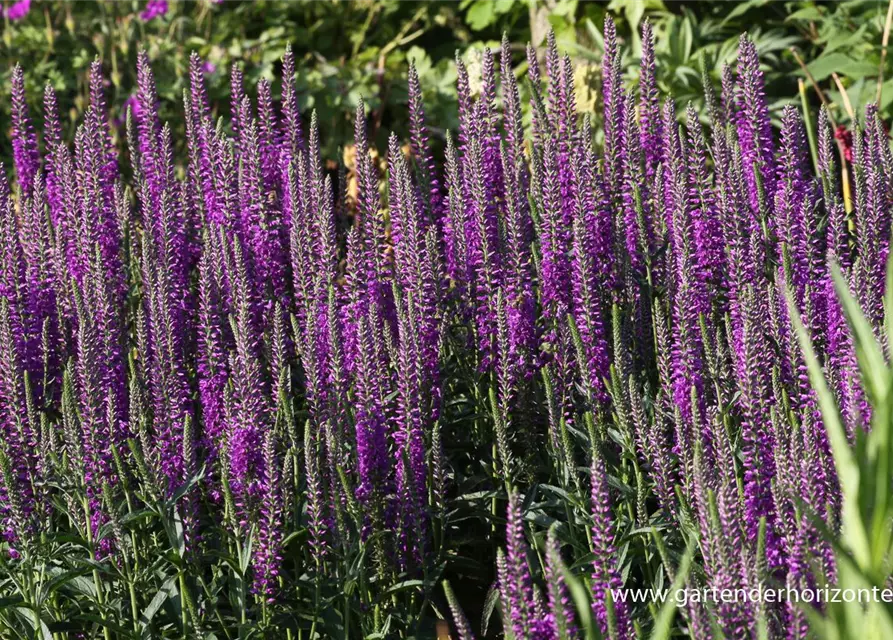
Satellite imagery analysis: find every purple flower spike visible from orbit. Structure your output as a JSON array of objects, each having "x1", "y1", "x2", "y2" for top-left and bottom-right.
[
  {"x1": 11, "y1": 66, "x2": 40, "y2": 197},
  {"x1": 253, "y1": 430, "x2": 283, "y2": 601},
  {"x1": 590, "y1": 454, "x2": 630, "y2": 638},
  {"x1": 735, "y1": 34, "x2": 776, "y2": 216},
  {"x1": 545, "y1": 526, "x2": 577, "y2": 639},
  {"x1": 639, "y1": 20, "x2": 662, "y2": 179},
  {"x1": 407, "y1": 62, "x2": 444, "y2": 232}
]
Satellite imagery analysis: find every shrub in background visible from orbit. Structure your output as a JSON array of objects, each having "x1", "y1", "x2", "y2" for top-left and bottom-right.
[{"x1": 9, "y1": 0, "x2": 893, "y2": 168}]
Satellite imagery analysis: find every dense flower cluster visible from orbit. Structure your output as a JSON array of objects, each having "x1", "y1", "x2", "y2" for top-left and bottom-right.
[
  {"x1": 487, "y1": 20, "x2": 878, "y2": 640},
  {"x1": 0, "y1": 15, "x2": 883, "y2": 638}
]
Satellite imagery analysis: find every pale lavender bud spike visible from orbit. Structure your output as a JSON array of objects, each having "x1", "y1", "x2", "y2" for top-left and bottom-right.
[
  {"x1": 257, "y1": 78, "x2": 282, "y2": 196},
  {"x1": 444, "y1": 581, "x2": 476, "y2": 640},
  {"x1": 818, "y1": 106, "x2": 848, "y2": 268},
  {"x1": 230, "y1": 63, "x2": 246, "y2": 145},
  {"x1": 545, "y1": 526, "x2": 577, "y2": 639},
  {"x1": 407, "y1": 62, "x2": 444, "y2": 231},
  {"x1": 502, "y1": 491, "x2": 535, "y2": 638},
  {"x1": 590, "y1": 452, "x2": 630, "y2": 637},
  {"x1": 42, "y1": 84, "x2": 65, "y2": 227},
  {"x1": 639, "y1": 19, "x2": 662, "y2": 178},
  {"x1": 253, "y1": 428, "x2": 283, "y2": 601},
  {"x1": 736, "y1": 34, "x2": 777, "y2": 215},
  {"x1": 602, "y1": 15, "x2": 624, "y2": 191},
  {"x1": 281, "y1": 44, "x2": 306, "y2": 161},
  {"x1": 455, "y1": 55, "x2": 474, "y2": 151},
  {"x1": 11, "y1": 65, "x2": 40, "y2": 197}
]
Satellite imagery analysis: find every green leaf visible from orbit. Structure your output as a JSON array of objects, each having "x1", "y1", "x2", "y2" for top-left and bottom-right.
[
  {"x1": 494, "y1": 0, "x2": 515, "y2": 13},
  {"x1": 559, "y1": 562, "x2": 599, "y2": 640},
  {"x1": 140, "y1": 576, "x2": 178, "y2": 635},
  {"x1": 465, "y1": 1, "x2": 495, "y2": 30},
  {"x1": 39, "y1": 567, "x2": 96, "y2": 603},
  {"x1": 650, "y1": 542, "x2": 694, "y2": 640},
  {"x1": 14, "y1": 607, "x2": 53, "y2": 640},
  {"x1": 0, "y1": 596, "x2": 24, "y2": 612},
  {"x1": 806, "y1": 53, "x2": 878, "y2": 82},
  {"x1": 239, "y1": 528, "x2": 255, "y2": 575},
  {"x1": 119, "y1": 508, "x2": 155, "y2": 525},
  {"x1": 821, "y1": 25, "x2": 871, "y2": 58},
  {"x1": 79, "y1": 614, "x2": 135, "y2": 636},
  {"x1": 786, "y1": 6, "x2": 824, "y2": 22},
  {"x1": 162, "y1": 505, "x2": 186, "y2": 560},
  {"x1": 480, "y1": 582, "x2": 500, "y2": 637},
  {"x1": 382, "y1": 579, "x2": 424, "y2": 597},
  {"x1": 721, "y1": 0, "x2": 770, "y2": 25}
]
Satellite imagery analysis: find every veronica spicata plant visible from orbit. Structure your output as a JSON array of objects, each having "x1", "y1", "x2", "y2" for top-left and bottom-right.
[{"x1": 0, "y1": 14, "x2": 887, "y2": 640}]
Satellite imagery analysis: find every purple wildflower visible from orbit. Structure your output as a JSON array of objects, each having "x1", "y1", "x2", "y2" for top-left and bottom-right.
[
  {"x1": 11, "y1": 66, "x2": 40, "y2": 197},
  {"x1": 590, "y1": 454, "x2": 630, "y2": 638}
]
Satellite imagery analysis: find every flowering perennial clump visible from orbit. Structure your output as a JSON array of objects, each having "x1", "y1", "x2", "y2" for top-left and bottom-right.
[{"x1": 0, "y1": 16, "x2": 885, "y2": 639}]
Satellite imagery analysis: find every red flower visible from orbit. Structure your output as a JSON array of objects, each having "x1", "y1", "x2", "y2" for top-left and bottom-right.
[{"x1": 835, "y1": 125, "x2": 854, "y2": 162}]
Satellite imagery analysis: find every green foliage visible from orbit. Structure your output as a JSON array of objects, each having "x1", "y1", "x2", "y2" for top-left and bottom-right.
[
  {"x1": 0, "y1": 0, "x2": 481, "y2": 158},
  {"x1": 787, "y1": 0, "x2": 893, "y2": 120},
  {"x1": 4, "y1": 0, "x2": 878, "y2": 166}
]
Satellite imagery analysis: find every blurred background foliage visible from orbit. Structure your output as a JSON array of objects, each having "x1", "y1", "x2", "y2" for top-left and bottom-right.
[{"x1": 2, "y1": 0, "x2": 893, "y2": 162}]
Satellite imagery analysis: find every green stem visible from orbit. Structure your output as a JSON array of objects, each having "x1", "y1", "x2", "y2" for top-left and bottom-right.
[
  {"x1": 83, "y1": 498, "x2": 111, "y2": 640},
  {"x1": 799, "y1": 79, "x2": 819, "y2": 174},
  {"x1": 129, "y1": 579, "x2": 139, "y2": 633},
  {"x1": 179, "y1": 572, "x2": 189, "y2": 634},
  {"x1": 308, "y1": 576, "x2": 320, "y2": 639}
]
